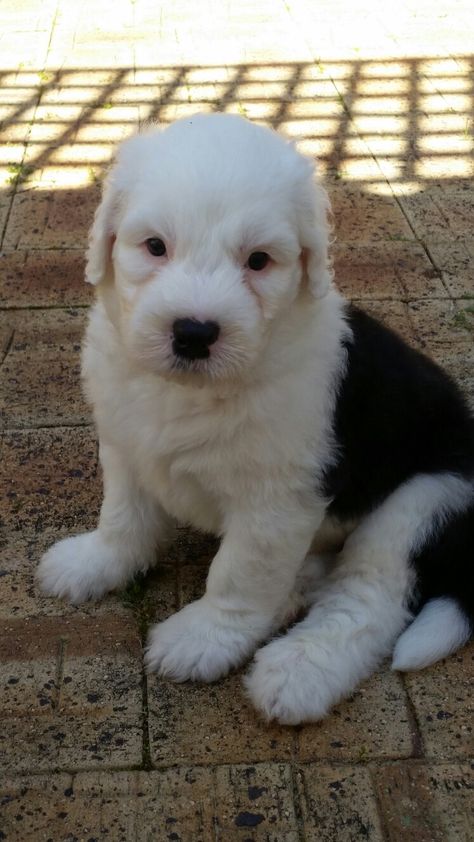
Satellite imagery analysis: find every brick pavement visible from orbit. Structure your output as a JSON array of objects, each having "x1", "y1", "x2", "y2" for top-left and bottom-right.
[{"x1": 0, "y1": 1, "x2": 473, "y2": 839}]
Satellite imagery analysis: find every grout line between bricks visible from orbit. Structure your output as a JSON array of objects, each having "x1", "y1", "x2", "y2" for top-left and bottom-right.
[
  {"x1": 45, "y1": 0, "x2": 61, "y2": 62},
  {"x1": 0, "y1": 305, "x2": 91, "y2": 313},
  {"x1": 53, "y1": 636, "x2": 68, "y2": 712},
  {"x1": 0, "y1": 246, "x2": 86, "y2": 251},
  {"x1": 400, "y1": 673, "x2": 426, "y2": 759},
  {"x1": 0, "y1": 296, "x2": 469, "y2": 318},
  {"x1": 0, "y1": 756, "x2": 471, "y2": 784},
  {"x1": 416, "y1": 237, "x2": 457, "y2": 300},
  {"x1": 388, "y1": 206, "x2": 454, "y2": 302},
  {"x1": 0, "y1": 305, "x2": 91, "y2": 312},
  {"x1": 288, "y1": 762, "x2": 307, "y2": 842},
  {"x1": 0, "y1": 328, "x2": 14, "y2": 367},
  {"x1": 1, "y1": 421, "x2": 93, "y2": 433},
  {"x1": 0, "y1": 194, "x2": 15, "y2": 253},
  {"x1": 141, "y1": 670, "x2": 152, "y2": 771},
  {"x1": 368, "y1": 762, "x2": 391, "y2": 842}
]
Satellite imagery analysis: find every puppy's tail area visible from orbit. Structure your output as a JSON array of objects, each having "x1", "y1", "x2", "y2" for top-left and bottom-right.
[{"x1": 392, "y1": 597, "x2": 472, "y2": 671}]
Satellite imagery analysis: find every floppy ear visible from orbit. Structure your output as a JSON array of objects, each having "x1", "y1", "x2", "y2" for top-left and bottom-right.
[
  {"x1": 299, "y1": 178, "x2": 333, "y2": 299},
  {"x1": 85, "y1": 174, "x2": 120, "y2": 286},
  {"x1": 86, "y1": 130, "x2": 151, "y2": 285}
]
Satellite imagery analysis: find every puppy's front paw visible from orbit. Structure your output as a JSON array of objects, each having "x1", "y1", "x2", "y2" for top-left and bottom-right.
[
  {"x1": 37, "y1": 531, "x2": 129, "y2": 603},
  {"x1": 145, "y1": 598, "x2": 261, "y2": 682},
  {"x1": 245, "y1": 635, "x2": 339, "y2": 725}
]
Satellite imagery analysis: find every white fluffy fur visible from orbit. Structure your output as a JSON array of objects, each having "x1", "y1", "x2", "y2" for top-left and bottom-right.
[
  {"x1": 245, "y1": 472, "x2": 471, "y2": 723},
  {"x1": 37, "y1": 114, "x2": 472, "y2": 723}
]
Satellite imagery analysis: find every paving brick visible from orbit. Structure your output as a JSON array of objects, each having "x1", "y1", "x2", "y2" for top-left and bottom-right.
[
  {"x1": 329, "y1": 183, "x2": 414, "y2": 243},
  {"x1": 0, "y1": 111, "x2": 34, "y2": 149},
  {"x1": 178, "y1": 562, "x2": 209, "y2": 603},
  {"x1": 426, "y1": 237, "x2": 474, "y2": 298},
  {"x1": 0, "y1": 308, "x2": 89, "y2": 428},
  {"x1": 0, "y1": 763, "x2": 299, "y2": 841},
  {"x1": 356, "y1": 300, "x2": 419, "y2": 347},
  {"x1": 407, "y1": 299, "x2": 474, "y2": 397},
  {"x1": 0, "y1": 769, "x2": 216, "y2": 841},
  {"x1": 0, "y1": 506, "x2": 201, "y2": 624},
  {"x1": 374, "y1": 762, "x2": 474, "y2": 842},
  {"x1": 0, "y1": 249, "x2": 92, "y2": 307},
  {"x1": 333, "y1": 241, "x2": 446, "y2": 300},
  {"x1": 148, "y1": 562, "x2": 296, "y2": 766},
  {"x1": 297, "y1": 666, "x2": 414, "y2": 762},
  {"x1": 408, "y1": 298, "x2": 474, "y2": 353},
  {"x1": 399, "y1": 183, "x2": 474, "y2": 241},
  {"x1": 295, "y1": 764, "x2": 384, "y2": 841},
  {"x1": 213, "y1": 763, "x2": 298, "y2": 841},
  {"x1": 0, "y1": 189, "x2": 13, "y2": 243},
  {"x1": 0, "y1": 613, "x2": 142, "y2": 772},
  {"x1": 0, "y1": 317, "x2": 14, "y2": 360},
  {"x1": 400, "y1": 298, "x2": 474, "y2": 398},
  {"x1": 0, "y1": 426, "x2": 100, "y2": 534},
  {"x1": 0, "y1": 528, "x2": 141, "y2": 620},
  {"x1": 430, "y1": 183, "x2": 474, "y2": 238},
  {"x1": 148, "y1": 672, "x2": 296, "y2": 767},
  {"x1": 148, "y1": 564, "x2": 295, "y2": 766},
  {"x1": 362, "y1": 298, "x2": 474, "y2": 401},
  {"x1": 150, "y1": 568, "x2": 414, "y2": 766},
  {"x1": 129, "y1": 562, "x2": 179, "y2": 625},
  {"x1": 3, "y1": 185, "x2": 101, "y2": 249},
  {"x1": 0, "y1": 0, "x2": 55, "y2": 29},
  {"x1": 165, "y1": 527, "x2": 219, "y2": 568},
  {"x1": 397, "y1": 188, "x2": 450, "y2": 241},
  {"x1": 0, "y1": 529, "x2": 78, "y2": 619},
  {"x1": 403, "y1": 644, "x2": 474, "y2": 759},
  {"x1": 0, "y1": 29, "x2": 50, "y2": 70}
]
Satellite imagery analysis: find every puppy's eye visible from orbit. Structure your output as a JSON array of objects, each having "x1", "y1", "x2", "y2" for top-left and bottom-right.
[
  {"x1": 247, "y1": 251, "x2": 270, "y2": 271},
  {"x1": 146, "y1": 237, "x2": 167, "y2": 257}
]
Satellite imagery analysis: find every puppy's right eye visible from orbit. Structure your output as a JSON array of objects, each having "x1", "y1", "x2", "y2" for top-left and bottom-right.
[
  {"x1": 247, "y1": 251, "x2": 270, "y2": 271},
  {"x1": 146, "y1": 237, "x2": 167, "y2": 256}
]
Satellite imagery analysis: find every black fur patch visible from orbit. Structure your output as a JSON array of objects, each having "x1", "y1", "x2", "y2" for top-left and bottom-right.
[
  {"x1": 321, "y1": 303, "x2": 474, "y2": 626},
  {"x1": 322, "y1": 304, "x2": 474, "y2": 521},
  {"x1": 409, "y1": 502, "x2": 474, "y2": 626}
]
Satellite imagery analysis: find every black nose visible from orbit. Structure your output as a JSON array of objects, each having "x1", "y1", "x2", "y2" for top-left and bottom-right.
[{"x1": 172, "y1": 318, "x2": 220, "y2": 360}]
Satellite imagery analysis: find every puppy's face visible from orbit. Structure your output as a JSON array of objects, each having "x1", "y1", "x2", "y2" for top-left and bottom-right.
[{"x1": 87, "y1": 114, "x2": 331, "y2": 383}]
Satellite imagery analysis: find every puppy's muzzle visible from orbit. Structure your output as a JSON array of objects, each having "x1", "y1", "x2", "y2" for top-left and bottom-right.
[{"x1": 172, "y1": 318, "x2": 220, "y2": 361}]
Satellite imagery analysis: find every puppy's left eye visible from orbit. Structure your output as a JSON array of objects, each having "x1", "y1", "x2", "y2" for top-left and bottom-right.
[
  {"x1": 247, "y1": 251, "x2": 270, "y2": 271},
  {"x1": 146, "y1": 237, "x2": 167, "y2": 256}
]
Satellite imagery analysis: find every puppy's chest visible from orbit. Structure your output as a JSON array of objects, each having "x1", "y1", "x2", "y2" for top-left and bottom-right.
[
  {"x1": 106, "y1": 375, "x2": 322, "y2": 530},
  {"x1": 130, "y1": 398, "x2": 253, "y2": 529},
  {"x1": 151, "y1": 440, "x2": 233, "y2": 530}
]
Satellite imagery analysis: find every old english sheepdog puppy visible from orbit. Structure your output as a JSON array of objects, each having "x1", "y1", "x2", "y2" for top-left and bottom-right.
[{"x1": 37, "y1": 113, "x2": 473, "y2": 724}]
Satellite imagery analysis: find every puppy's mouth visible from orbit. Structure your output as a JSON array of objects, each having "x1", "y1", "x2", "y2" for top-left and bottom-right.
[
  {"x1": 131, "y1": 332, "x2": 255, "y2": 384},
  {"x1": 171, "y1": 355, "x2": 210, "y2": 376},
  {"x1": 168, "y1": 338, "x2": 244, "y2": 381}
]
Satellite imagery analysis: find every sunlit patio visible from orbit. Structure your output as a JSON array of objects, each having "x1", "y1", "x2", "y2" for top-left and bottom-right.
[{"x1": 0, "y1": 1, "x2": 473, "y2": 839}]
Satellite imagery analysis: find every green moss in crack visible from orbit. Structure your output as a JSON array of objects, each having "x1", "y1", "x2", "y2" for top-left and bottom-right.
[{"x1": 6, "y1": 163, "x2": 34, "y2": 187}]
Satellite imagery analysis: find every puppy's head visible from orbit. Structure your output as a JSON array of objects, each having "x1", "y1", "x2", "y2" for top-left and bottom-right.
[{"x1": 87, "y1": 113, "x2": 332, "y2": 383}]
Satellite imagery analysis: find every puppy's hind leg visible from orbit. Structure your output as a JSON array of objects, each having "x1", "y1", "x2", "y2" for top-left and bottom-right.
[
  {"x1": 246, "y1": 473, "x2": 472, "y2": 724},
  {"x1": 37, "y1": 442, "x2": 171, "y2": 603}
]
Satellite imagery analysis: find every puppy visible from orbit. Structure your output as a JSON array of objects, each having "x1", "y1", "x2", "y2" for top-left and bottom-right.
[{"x1": 37, "y1": 113, "x2": 474, "y2": 724}]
